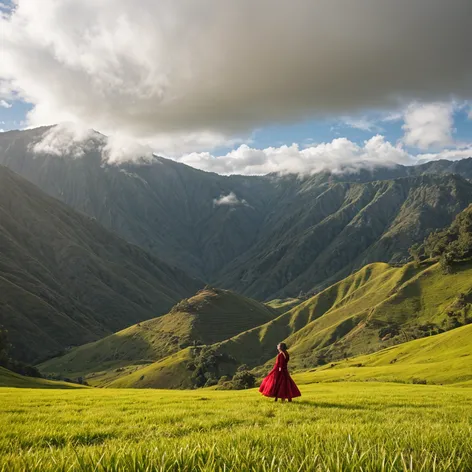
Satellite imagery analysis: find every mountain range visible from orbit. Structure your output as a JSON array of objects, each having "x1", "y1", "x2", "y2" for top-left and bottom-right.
[
  {"x1": 2, "y1": 126, "x2": 472, "y2": 300},
  {"x1": 1, "y1": 126, "x2": 472, "y2": 384}
]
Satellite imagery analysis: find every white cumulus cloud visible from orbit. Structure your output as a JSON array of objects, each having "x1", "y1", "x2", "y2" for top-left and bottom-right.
[
  {"x1": 1, "y1": 0, "x2": 472, "y2": 157},
  {"x1": 181, "y1": 136, "x2": 413, "y2": 176},
  {"x1": 402, "y1": 102, "x2": 455, "y2": 150},
  {"x1": 213, "y1": 192, "x2": 248, "y2": 207}
]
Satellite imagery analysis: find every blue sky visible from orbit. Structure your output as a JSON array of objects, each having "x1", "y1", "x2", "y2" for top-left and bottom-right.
[{"x1": 4, "y1": 100, "x2": 471, "y2": 155}]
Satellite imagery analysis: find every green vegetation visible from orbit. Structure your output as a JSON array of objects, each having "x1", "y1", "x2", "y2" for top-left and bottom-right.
[
  {"x1": 219, "y1": 174, "x2": 472, "y2": 299},
  {"x1": 0, "y1": 326, "x2": 42, "y2": 378},
  {"x1": 296, "y1": 323, "x2": 472, "y2": 385},
  {"x1": 0, "y1": 166, "x2": 202, "y2": 363},
  {"x1": 214, "y1": 260, "x2": 472, "y2": 374},
  {"x1": 42, "y1": 260, "x2": 472, "y2": 389},
  {"x1": 421, "y1": 204, "x2": 472, "y2": 261},
  {"x1": 40, "y1": 288, "x2": 277, "y2": 386},
  {"x1": 0, "y1": 383, "x2": 470, "y2": 471}
]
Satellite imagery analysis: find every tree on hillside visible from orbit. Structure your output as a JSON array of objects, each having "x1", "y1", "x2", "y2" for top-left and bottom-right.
[
  {"x1": 440, "y1": 253, "x2": 454, "y2": 275},
  {"x1": 408, "y1": 243, "x2": 422, "y2": 266},
  {"x1": 416, "y1": 205, "x2": 472, "y2": 264}
]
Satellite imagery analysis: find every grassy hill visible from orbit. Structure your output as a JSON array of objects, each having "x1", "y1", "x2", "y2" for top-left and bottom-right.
[
  {"x1": 109, "y1": 259, "x2": 472, "y2": 389},
  {"x1": 217, "y1": 260, "x2": 472, "y2": 372},
  {"x1": 106, "y1": 348, "x2": 195, "y2": 389},
  {"x1": 0, "y1": 166, "x2": 202, "y2": 363},
  {"x1": 294, "y1": 323, "x2": 472, "y2": 385},
  {"x1": 40, "y1": 288, "x2": 277, "y2": 384},
  {"x1": 0, "y1": 367, "x2": 83, "y2": 389}
]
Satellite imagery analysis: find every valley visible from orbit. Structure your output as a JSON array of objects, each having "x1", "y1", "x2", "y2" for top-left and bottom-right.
[
  {"x1": 2, "y1": 128, "x2": 472, "y2": 299},
  {"x1": 1, "y1": 128, "x2": 472, "y2": 472},
  {"x1": 1, "y1": 127, "x2": 472, "y2": 389}
]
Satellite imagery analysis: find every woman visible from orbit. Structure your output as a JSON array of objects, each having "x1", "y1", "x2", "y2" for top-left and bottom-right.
[{"x1": 259, "y1": 342, "x2": 301, "y2": 402}]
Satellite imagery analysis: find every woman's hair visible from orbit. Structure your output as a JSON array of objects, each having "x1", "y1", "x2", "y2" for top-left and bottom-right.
[{"x1": 278, "y1": 342, "x2": 288, "y2": 352}]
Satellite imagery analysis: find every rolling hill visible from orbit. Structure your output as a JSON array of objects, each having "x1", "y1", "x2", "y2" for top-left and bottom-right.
[
  {"x1": 0, "y1": 367, "x2": 83, "y2": 389},
  {"x1": 39, "y1": 287, "x2": 278, "y2": 384},
  {"x1": 217, "y1": 259, "x2": 472, "y2": 372},
  {"x1": 2, "y1": 126, "x2": 472, "y2": 299},
  {"x1": 0, "y1": 166, "x2": 202, "y2": 363},
  {"x1": 294, "y1": 323, "x2": 472, "y2": 385},
  {"x1": 100, "y1": 258, "x2": 472, "y2": 389}
]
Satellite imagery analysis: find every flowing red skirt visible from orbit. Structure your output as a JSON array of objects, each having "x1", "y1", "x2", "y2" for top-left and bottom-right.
[{"x1": 259, "y1": 370, "x2": 301, "y2": 399}]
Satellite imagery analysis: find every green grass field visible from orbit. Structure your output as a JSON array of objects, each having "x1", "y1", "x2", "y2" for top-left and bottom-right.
[{"x1": 1, "y1": 382, "x2": 471, "y2": 471}]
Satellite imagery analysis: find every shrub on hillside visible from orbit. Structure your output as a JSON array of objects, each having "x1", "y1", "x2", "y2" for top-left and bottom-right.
[
  {"x1": 216, "y1": 371, "x2": 256, "y2": 390},
  {"x1": 231, "y1": 371, "x2": 256, "y2": 389},
  {"x1": 412, "y1": 378, "x2": 427, "y2": 385}
]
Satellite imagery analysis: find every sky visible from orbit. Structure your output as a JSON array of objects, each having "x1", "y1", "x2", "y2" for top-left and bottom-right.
[{"x1": 1, "y1": 0, "x2": 472, "y2": 175}]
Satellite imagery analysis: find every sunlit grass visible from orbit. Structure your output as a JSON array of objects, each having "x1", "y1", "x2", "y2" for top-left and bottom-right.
[{"x1": 1, "y1": 382, "x2": 471, "y2": 471}]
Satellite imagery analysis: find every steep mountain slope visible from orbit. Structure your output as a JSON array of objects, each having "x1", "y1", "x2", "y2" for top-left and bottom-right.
[
  {"x1": 219, "y1": 174, "x2": 472, "y2": 299},
  {"x1": 1, "y1": 127, "x2": 472, "y2": 298},
  {"x1": 0, "y1": 127, "x2": 279, "y2": 280},
  {"x1": 0, "y1": 166, "x2": 202, "y2": 363},
  {"x1": 295, "y1": 323, "x2": 472, "y2": 385},
  {"x1": 40, "y1": 288, "x2": 277, "y2": 384},
  {"x1": 265, "y1": 298, "x2": 301, "y2": 314},
  {"x1": 0, "y1": 128, "x2": 472, "y2": 299}
]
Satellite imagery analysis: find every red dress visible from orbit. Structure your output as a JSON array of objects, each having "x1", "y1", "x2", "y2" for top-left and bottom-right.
[{"x1": 259, "y1": 351, "x2": 301, "y2": 399}]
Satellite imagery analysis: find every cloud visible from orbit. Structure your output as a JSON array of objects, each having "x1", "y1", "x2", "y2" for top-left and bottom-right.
[
  {"x1": 416, "y1": 146, "x2": 472, "y2": 163},
  {"x1": 340, "y1": 116, "x2": 381, "y2": 132},
  {"x1": 1, "y1": 0, "x2": 472, "y2": 155},
  {"x1": 24, "y1": 124, "x2": 472, "y2": 174},
  {"x1": 402, "y1": 102, "x2": 455, "y2": 150},
  {"x1": 213, "y1": 192, "x2": 248, "y2": 207},
  {"x1": 381, "y1": 111, "x2": 403, "y2": 123},
  {"x1": 31, "y1": 122, "x2": 157, "y2": 164},
  {"x1": 180, "y1": 136, "x2": 413, "y2": 176},
  {"x1": 0, "y1": 100, "x2": 12, "y2": 108},
  {"x1": 31, "y1": 123, "x2": 106, "y2": 159}
]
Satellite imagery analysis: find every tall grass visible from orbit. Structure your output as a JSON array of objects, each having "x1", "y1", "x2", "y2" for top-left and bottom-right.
[{"x1": 1, "y1": 383, "x2": 471, "y2": 471}]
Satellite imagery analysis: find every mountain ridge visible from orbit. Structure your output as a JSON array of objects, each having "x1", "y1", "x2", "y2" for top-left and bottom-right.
[{"x1": 2, "y1": 127, "x2": 472, "y2": 299}]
